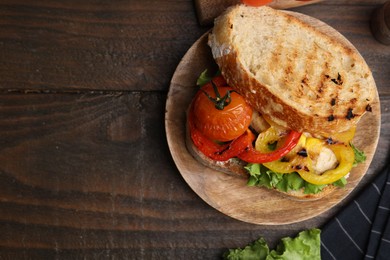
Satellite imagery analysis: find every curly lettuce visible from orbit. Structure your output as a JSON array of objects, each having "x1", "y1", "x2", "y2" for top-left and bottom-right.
[
  {"x1": 245, "y1": 163, "x2": 345, "y2": 194},
  {"x1": 223, "y1": 229, "x2": 321, "y2": 260}
]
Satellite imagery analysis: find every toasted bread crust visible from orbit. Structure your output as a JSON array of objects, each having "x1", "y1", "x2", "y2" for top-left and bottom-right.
[{"x1": 208, "y1": 5, "x2": 376, "y2": 136}]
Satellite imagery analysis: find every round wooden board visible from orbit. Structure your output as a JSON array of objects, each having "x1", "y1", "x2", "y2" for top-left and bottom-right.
[{"x1": 165, "y1": 11, "x2": 381, "y2": 225}]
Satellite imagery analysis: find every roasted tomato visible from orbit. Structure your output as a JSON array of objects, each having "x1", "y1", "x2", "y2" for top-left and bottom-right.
[{"x1": 192, "y1": 78, "x2": 253, "y2": 142}]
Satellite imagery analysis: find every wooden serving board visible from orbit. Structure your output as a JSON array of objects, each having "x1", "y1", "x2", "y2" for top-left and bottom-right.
[
  {"x1": 194, "y1": 0, "x2": 323, "y2": 25},
  {"x1": 165, "y1": 11, "x2": 380, "y2": 225}
]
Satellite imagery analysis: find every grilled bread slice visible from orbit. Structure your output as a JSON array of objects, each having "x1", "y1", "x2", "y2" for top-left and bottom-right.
[{"x1": 208, "y1": 5, "x2": 376, "y2": 137}]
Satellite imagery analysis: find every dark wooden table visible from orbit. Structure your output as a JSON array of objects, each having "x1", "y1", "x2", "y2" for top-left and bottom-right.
[{"x1": 0, "y1": 0, "x2": 389, "y2": 258}]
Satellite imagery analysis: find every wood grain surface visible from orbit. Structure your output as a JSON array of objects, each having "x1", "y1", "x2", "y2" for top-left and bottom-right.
[
  {"x1": 0, "y1": 0, "x2": 389, "y2": 259},
  {"x1": 166, "y1": 11, "x2": 380, "y2": 225},
  {"x1": 194, "y1": 0, "x2": 323, "y2": 25}
]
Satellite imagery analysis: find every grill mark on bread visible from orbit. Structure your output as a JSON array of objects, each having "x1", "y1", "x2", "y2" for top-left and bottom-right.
[
  {"x1": 304, "y1": 41, "x2": 321, "y2": 100},
  {"x1": 346, "y1": 108, "x2": 355, "y2": 120},
  {"x1": 269, "y1": 30, "x2": 283, "y2": 80},
  {"x1": 284, "y1": 42, "x2": 300, "y2": 92}
]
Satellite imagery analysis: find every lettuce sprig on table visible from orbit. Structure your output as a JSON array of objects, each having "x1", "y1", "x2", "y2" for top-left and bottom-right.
[{"x1": 223, "y1": 228, "x2": 321, "y2": 260}]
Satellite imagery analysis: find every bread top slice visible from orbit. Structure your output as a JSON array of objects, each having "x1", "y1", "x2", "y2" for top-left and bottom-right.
[{"x1": 208, "y1": 5, "x2": 376, "y2": 136}]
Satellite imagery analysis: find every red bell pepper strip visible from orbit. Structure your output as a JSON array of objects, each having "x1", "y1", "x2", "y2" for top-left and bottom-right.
[{"x1": 237, "y1": 130, "x2": 302, "y2": 163}]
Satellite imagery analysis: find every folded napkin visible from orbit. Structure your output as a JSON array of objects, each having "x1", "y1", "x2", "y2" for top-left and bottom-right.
[{"x1": 321, "y1": 163, "x2": 390, "y2": 260}]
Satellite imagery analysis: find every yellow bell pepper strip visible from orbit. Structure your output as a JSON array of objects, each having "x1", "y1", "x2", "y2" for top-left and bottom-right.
[
  {"x1": 327, "y1": 126, "x2": 356, "y2": 144},
  {"x1": 254, "y1": 130, "x2": 355, "y2": 185},
  {"x1": 298, "y1": 138, "x2": 355, "y2": 185},
  {"x1": 260, "y1": 134, "x2": 310, "y2": 174},
  {"x1": 254, "y1": 126, "x2": 281, "y2": 152}
]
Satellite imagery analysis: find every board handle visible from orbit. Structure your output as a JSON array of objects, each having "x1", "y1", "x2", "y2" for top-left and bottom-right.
[{"x1": 194, "y1": 0, "x2": 323, "y2": 26}]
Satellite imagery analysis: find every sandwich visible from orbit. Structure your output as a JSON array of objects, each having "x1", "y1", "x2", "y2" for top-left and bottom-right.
[{"x1": 186, "y1": 5, "x2": 376, "y2": 200}]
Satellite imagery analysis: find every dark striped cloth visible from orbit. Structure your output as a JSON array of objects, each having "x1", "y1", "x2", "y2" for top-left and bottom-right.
[{"x1": 321, "y1": 164, "x2": 390, "y2": 260}]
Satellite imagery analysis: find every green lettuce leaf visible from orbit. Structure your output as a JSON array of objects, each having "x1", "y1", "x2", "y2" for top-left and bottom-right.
[
  {"x1": 223, "y1": 229, "x2": 321, "y2": 260},
  {"x1": 245, "y1": 163, "x2": 345, "y2": 195},
  {"x1": 196, "y1": 69, "x2": 222, "y2": 86},
  {"x1": 268, "y1": 229, "x2": 321, "y2": 260},
  {"x1": 275, "y1": 172, "x2": 305, "y2": 192},
  {"x1": 224, "y1": 237, "x2": 270, "y2": 260},
  {"x1": 196, "y1": 69, "x2": 212, "y2": 86},
  {"x1": 350, "y1": 143, "x2": 366, "y2": 167},
  {"x1": 303, "y1": 182, "x2": 326, "y2": 195},
  {"x1": 246, "y1": 164, "x2": 283, "y2": 189},
  {"x1": 332, "y1": 176, "x2": 347, "y2": 188}
]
